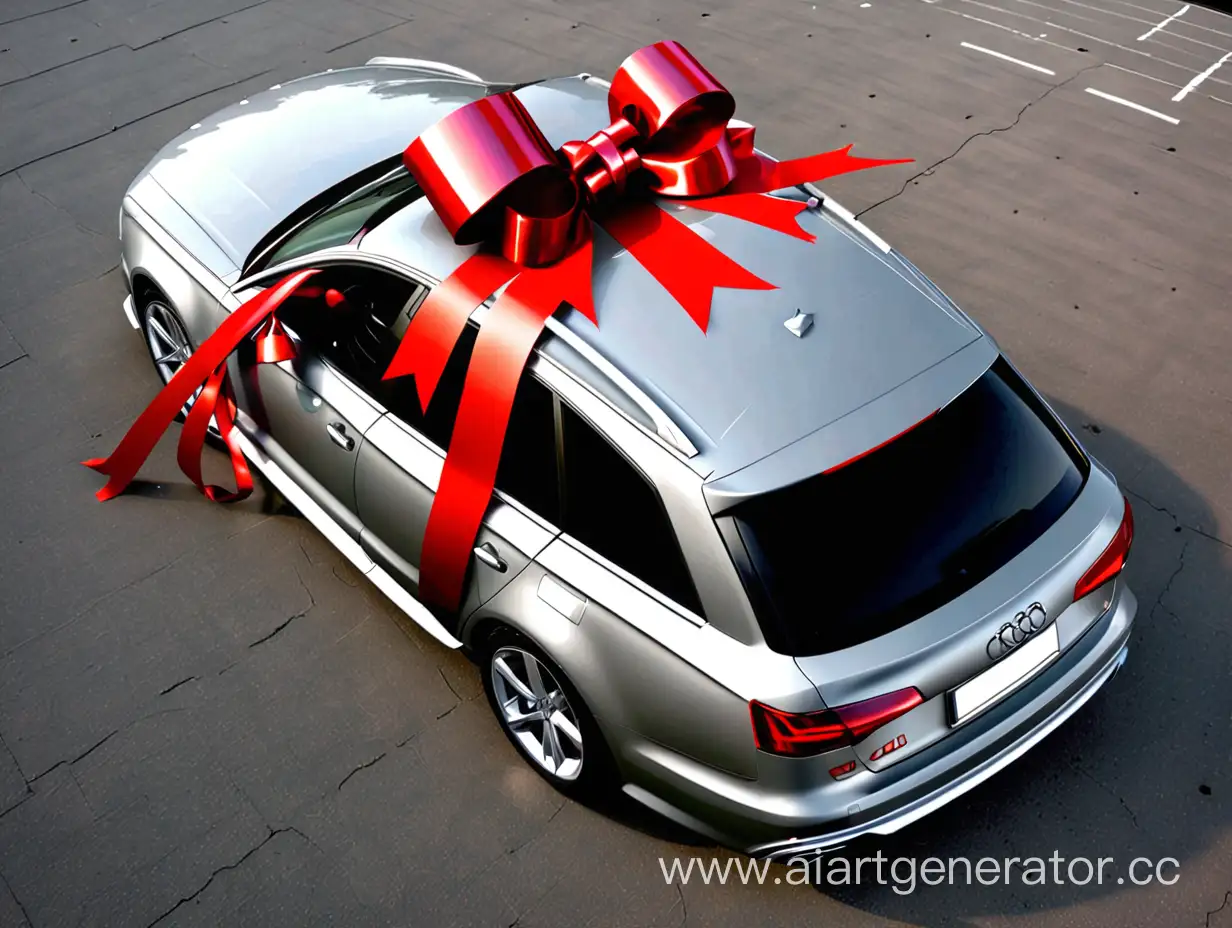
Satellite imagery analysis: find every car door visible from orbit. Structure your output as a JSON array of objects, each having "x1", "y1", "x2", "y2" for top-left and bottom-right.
[
  {"x1": 516, "y1": 399, "x2": 761, "y2": 773},
  {"x1": 228, "y1": 263, "x2": 419, "y2": 538},
  {"x1": 354, "y1": 321, "x2": 563, "y2": 625}
]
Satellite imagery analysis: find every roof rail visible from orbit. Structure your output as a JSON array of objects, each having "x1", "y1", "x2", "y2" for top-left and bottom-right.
[
  {"x1": 463, "y1": 295, "x2": 699, "y2": 460},
  {"x1": 802, "y1": 182, "x2": 892, "y2": 254},
  {"x1": 541, "y1": 317, "x2": 700, "y2": 459},
  {"x1": 364, "y1": 57, "x2": 484, "y2": 83}
]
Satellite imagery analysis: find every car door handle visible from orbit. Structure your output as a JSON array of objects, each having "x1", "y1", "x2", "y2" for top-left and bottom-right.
[
  {"x1": 474, "y1": 542, "x2": 507, "y2": 573},
  {"x1": 326, "y1": 421, "x2": 355, "y2": 452}
]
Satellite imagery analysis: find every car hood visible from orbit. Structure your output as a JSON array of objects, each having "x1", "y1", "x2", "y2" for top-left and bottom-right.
[{"x1": 130, "y1": 66, "x2": 486, "y2": 273}]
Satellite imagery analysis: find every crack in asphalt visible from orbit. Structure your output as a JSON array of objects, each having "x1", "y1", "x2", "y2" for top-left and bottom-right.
[
  {"x1": 158, "y1": 676, "x2": 197, "y2": 696},
  {"x1": 28, "y1": 729, "x2": 118, "y2": 784},
  {"x1": 336, "y1": 752, "x2": 387, "y2": 792},
  {"x1": 1065, "y1": 760, "x2": 1141, "y2": 831},
  {"x1": 1150, "y1": 539, "x2": 1189, "y2": 623},
  {"x1": 505, "y1": 800, "x2": 568, "y2": 858},
  {"x1": 1209, "y1": 889, "x2": 1232, "y2": 927},
  {"x1": 0, "y1": 354, "x2": 29, "y2": 373},
  {"x1": 0, "y1": 0, "x2": 89, "y2": 27},
  {"x1": 0, "y1": 45, "x2": 124, "y2": 90},
  {"x1": 129, "y1": 0, "x2": 274, "y2": 50},
  {"x1": 13, "y1": 171, "x2": 107, "y2": 238},
  {"x1": 857, "y1": 63, "x2": 1102, "y2": 219},
  {"x1": 326, "y1": 18, "x2": 409, "y2": 53},
  {"x1": 1124, "y1": 487, "x2": 1232, "y2": 551},
  {"x1": 437, "y1": 665, "x2": 466, "y2": 702},
  {"x1": 27, "y1": 708, "x2": 189, "y2": 784},
  {"x1": 145, "y1": 826, "x2": 306, "y2": 927},
  {"x1": 672, "y1": 881, "x2": 689, "y2": 927},
  {"x1": 247, "y1": 568, "x2": 315, "y2": 648},
  {"x1": 0, "y1": 868, "x2": 31, "y2": 928},
  {"x1": 0, "y1": 66, "x2": 274, "y2": 182}
]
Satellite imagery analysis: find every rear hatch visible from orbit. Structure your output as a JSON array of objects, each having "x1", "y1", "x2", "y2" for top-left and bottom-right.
[{"x1": 712, "y1": 351, "x2": 1129, "y2": 771}]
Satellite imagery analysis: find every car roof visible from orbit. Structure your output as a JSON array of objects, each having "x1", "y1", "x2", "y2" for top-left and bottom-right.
[
  {"x1": 136, "y1": 64, "x2": 988, "y2": 487},
  {"x1": 360, "y1": 76, "x2": 986, "y2": 483}
]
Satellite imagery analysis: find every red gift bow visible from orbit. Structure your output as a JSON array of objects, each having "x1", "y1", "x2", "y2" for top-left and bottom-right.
[
  {"x1": 86, "y1": 40, "x2": 910, "y2": 621},
  {"x1": 384, "y1": 40, "x2": 910, "y2": 609}
]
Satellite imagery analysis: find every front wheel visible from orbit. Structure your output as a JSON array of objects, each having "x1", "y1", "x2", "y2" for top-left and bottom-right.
[
  {"x1": 139, "y1": 297, "x2": 199, "y2": 420},
  {"x1": 482, "y1": 628, "x2": 614, "y2": 797}
]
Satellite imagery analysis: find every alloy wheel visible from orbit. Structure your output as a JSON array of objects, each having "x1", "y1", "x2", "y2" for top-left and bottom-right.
[
  {"x1": 490, "y1": 646, "x2": 584, "y2": 781},
  {"x1": 142, "y1": 301, "x2": 200, "y2": 415}
]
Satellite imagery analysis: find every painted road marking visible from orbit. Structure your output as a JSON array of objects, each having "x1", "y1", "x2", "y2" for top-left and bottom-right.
[
  {"x1": 1137, "y1": 3, "x2": 1189, "y2": 41},
  {"x1": 1173, "y1": 50, "x2": 1232, "y2": 99},
  {"x1": 961, "y1": 40, "x2": 1058, "y2": 72},
  {"x1": 1085, "y1": 86, "x2": 1181, "y2": 121}
]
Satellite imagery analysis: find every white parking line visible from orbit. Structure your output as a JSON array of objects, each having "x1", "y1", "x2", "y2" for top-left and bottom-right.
[
  {"x1": 1173, "y1": 51, "x2": 1232, "y2": 99},
  {"x1": 961, "y1": 40, "x2": 1058, "y2": 72},
  {"x1": 1085, "y1": 86, "x2": 1181, "y2": 121},
  {"x1": 1137, "y1": 3, "x2": 1189, "y2": 41}
]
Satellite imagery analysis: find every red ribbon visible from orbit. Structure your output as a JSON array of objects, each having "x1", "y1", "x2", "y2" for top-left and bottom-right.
[
  {"x1": 84, "y1": 269, "x2": 320, "y2": 501},
  {"x1": 386, "y1": 40, "x2": 911, "y2": 610}
]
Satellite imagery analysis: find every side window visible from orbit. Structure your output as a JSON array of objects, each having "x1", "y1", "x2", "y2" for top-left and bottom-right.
[
  {"x1": 559, "y1": 404, "x2": 704, "y2": 616},
  {"x1": 275, "y1": 265, "x2": 450, "y2": 430},
  {"x1": 495, "y1": 376, "x2": 561, "y2": 525},
  {"x1": 259, "y1": 172, "x2": 420, "y2": 270}
]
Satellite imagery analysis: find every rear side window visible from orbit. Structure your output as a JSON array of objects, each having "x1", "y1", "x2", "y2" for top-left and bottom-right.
[
  {"x1": 726, "y1": 357, "x2": 1088, "y2": 655},
  {"x1": 559, "y1": 404, "x2": 704, "y2": 616},
  {"x1": 495, "y1": 377, "x2": 561, "y2": 525}
]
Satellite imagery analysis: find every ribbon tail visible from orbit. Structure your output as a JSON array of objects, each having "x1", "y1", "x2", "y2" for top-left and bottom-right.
[
  {"x1": 175, "y1": 363, "x2": 253, "y2": 503},
  {"x1": 417, "y1": 243, "x2": 592, "y2": 611},
  {"x1": 84, "y1": 268, "x2": 319, "y2": 501},
  {"x1": 382, "y1": 253, "x2": 518, "y2": 410},
  {"x1": 730, "y1": 145, "x2": 913, "y2": 194},
  {"x1": 688, "y1": 193, "x2": 815, "y2": 242},
  {"x1": 602, "y1": 202, "x2": 774, "y2": 333}
]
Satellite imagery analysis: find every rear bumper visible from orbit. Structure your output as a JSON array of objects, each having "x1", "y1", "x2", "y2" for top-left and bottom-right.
[{"x1": 623, "y1": 583, "x2": 1136, "y2": 858}]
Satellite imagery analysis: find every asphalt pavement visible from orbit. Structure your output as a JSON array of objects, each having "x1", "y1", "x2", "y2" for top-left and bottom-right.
[{"x1": 0, "y1": 0, "x2": 1229, "y2": 926}]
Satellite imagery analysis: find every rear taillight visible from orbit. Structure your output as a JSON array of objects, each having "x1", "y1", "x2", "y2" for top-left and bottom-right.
[
  {"x1": 750, "y1": 688, "x2": 923, "y2": 758},
  {"x1": 1073, "y1": 496, "x2": 1134, "y2": 602}
]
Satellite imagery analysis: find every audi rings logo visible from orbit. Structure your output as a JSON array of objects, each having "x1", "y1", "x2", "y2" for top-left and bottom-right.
[{"x1": 986, "y1": 602, "x2": 1048, "y2": 660}]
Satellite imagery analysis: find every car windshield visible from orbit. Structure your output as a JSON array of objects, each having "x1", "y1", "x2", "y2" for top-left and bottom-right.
[
  {"x1": 261, "y1": 170, "x2": 419, "y2": 268},
  {"x1": 724, "y1": 357, "x2": 1089, "y2": 656}
]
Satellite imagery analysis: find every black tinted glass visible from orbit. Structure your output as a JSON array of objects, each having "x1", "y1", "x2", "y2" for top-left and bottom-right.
[
  {"x1": 727, "y1": 357, "x2": 1088, "y2": 655},
  {"x1": 560, "y1": 405, "x2": 703, "y2": 615},
  {"x1": 264, "y1": 172, "x2": 419, "y2": 268},
  {"x1": 496, "y1": 377, "x2": 561, "y2": 524}
]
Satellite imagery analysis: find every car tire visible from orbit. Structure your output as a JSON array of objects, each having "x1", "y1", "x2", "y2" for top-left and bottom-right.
[
  {"x1": 481, "y1": 626, "x2": 615, "y2": 799},
  {"x1": 137, "y1": 294, "x2": 196, "y2": 422}
]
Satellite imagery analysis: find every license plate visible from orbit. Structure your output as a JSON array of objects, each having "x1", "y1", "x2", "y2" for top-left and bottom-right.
[{"x1": 951, "y1": 622, "x2": 1060, "y2": 725}]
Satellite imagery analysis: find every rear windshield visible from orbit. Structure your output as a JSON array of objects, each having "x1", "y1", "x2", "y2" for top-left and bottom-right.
[{"x1": 724, "y1": 357, "x2": 1089, "y2": 656}]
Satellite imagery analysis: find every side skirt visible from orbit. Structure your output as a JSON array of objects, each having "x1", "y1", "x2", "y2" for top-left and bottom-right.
[{"x1": 232, "y1": 429, "x2": 463, "y2": 650}]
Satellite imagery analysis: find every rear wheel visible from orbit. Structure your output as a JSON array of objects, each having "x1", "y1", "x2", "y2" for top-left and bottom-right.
[{"x1": 481, "y1": 627, "x2": 614, "y2": 798}]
